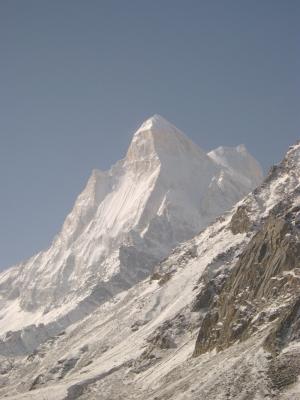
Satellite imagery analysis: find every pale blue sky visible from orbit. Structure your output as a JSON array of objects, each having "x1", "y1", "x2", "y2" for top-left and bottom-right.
[{"x1": 0, "y1": 0, "x2": 299, "y2": 270}]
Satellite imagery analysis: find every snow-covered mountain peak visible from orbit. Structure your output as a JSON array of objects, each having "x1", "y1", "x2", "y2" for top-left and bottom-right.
[
  {"x1": 136, "y1": 114, "x2": 173, "y2": 133},
  {"x1": 0, "y1": 116, "x2": 263, "y2": 342}
]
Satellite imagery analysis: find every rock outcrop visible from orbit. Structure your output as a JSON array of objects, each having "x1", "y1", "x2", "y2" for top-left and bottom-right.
[{"x1": 194, "y1": 204, "x2": 300, "y2": 355}]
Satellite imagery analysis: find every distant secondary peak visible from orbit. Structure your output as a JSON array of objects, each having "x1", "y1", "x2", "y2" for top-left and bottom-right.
[{"x1": 208, "y1": 144, "x2": 263, "y2": 186}]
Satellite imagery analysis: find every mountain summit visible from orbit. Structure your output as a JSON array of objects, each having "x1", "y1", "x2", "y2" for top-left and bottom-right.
[
  {"x1": 135, "y1": 114, "x2": 174, "y2": 134},
  {"x1": 0, "y1": 116, "x2": 262, "y2": 348},
  {"x1": 126, "y1": 114, "x2": 208, "y2": 163}
]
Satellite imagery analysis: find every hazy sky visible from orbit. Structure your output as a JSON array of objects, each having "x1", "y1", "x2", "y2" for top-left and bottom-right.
[{"x1": 0, "y1": 0, "x2": 299, "y2": 270}]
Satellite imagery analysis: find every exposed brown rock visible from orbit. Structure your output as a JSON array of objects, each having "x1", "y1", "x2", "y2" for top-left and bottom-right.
[{"x1": 229, "y1": 206, "x2": 251, "y2": 234}]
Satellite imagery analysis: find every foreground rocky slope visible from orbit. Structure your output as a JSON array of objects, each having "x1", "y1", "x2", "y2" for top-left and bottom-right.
[
  {"x1": 0, "y1": 136, "x2": 299, "y2": 399},
  {"x1": 195, "y1": 143, "x2": 300, "y2": 354}
]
